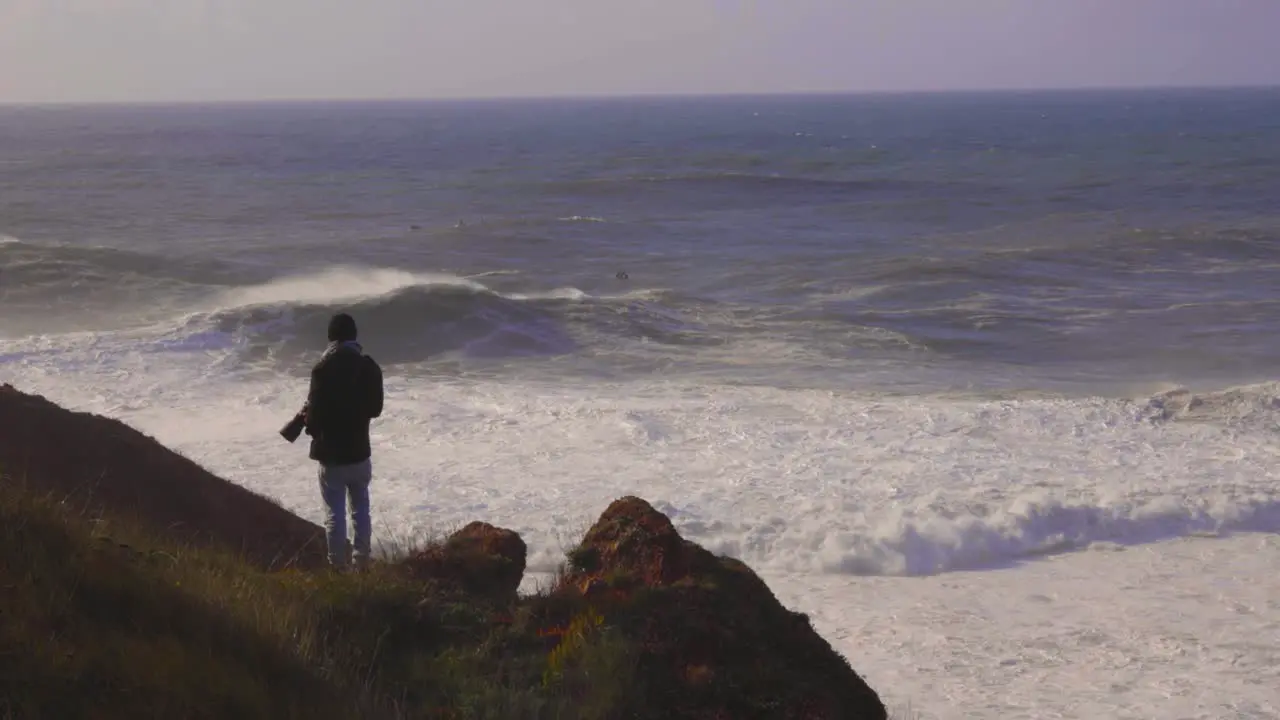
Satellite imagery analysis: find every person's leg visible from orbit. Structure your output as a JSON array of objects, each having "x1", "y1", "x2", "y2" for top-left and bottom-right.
[
  {"x1": 347, "y1": 458, "x2": 373, "y2": 568},
  {"x1": 318, "y1": 463, "x2": 349, "y2": 568}
]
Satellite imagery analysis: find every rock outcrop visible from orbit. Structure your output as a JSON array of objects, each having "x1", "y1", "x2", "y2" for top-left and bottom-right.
[
  {"x1": 557, "y1": 496, "x2": 888, "y2": 720},
  {"x1": 0, "y1": 385, "x2": 326, "y2": 570},
  {"x1": 401, "y1": 521, "x2": 528, "y2": 598}
]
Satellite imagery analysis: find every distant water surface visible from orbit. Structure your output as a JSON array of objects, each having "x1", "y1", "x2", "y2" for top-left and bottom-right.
[{"x1": 3, "y1": 89, "x2": 1279, "y2": 394}]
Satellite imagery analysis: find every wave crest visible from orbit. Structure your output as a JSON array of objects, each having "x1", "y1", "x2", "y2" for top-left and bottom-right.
[
  {"x1": 695, "y1": 492, "x2": 1280, "y2": 577},
  {"x1": 169, "y1": 266, "x2": 722, "y2": 370},
  {"x1": 1141, "y1": 383, "x2": 1280, "y2": 425},
  {"x1": 212, "y1": 267, "x2": 486, "y2": 311},
  {"x1": 196, "y1": 268, "x2": 582, "y2": 365}
]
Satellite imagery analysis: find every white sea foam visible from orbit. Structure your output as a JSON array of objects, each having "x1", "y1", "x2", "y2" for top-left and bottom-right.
[
  {"x1": 464, "y1": 270, "x2": 522, "y2": 279},
  {"x1": 779, "y1": 533, "x2": 1280, "y2": 720},
  {"x1": 2, "y1": 329, "x2": 1278, "y2": 719},
  {"x1": 201, "y1": 265, "x2": 668, "y2": 317},
  {"x1": 211, "y1": 266, "x2": 485, "y2": 310},
  {"x1": 6, "y1": 331, "x2": 1278, "y2": 574},
  {"x1": 503, "y1": 287, "x2": 590, "y2": 302}
]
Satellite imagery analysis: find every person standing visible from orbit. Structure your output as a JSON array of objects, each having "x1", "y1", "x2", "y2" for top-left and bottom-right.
[{"x1": 304, "y1": 313, "x2": 384, "y2": 570}]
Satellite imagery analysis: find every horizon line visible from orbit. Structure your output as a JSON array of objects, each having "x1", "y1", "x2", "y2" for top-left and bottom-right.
[{"x1": 2, "y1": 82, "x2": 1278, "y2": 109}]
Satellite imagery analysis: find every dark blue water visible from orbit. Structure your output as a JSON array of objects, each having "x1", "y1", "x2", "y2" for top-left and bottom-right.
[{"x1": 3, "y1": 89, "x2": 1279, "y2": 393}]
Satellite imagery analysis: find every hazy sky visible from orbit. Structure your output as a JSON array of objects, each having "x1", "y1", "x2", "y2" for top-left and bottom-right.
[{"x1": 2, "y1": 0, "x2": 1278, "y2": 103}]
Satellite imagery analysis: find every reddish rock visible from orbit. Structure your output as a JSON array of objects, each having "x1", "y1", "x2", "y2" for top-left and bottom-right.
[
  {"x1": 402, "y1": 521, "x2": 527, "y2": 599},
  {"x1": 0, "y1": 384, "x2": 326, "y2": 571},
  {"x1": 561, "y1": 495, "x2": 722, "y2": 592},
  {"x1": 558, "y1": 496, "x2": 887, "y2": 720}
]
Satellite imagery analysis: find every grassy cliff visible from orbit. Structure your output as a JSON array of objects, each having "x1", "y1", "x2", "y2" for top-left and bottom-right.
[
  {"x1": 0, "y1": 479, "x2": 637, "y2": 719},
  {"x1": 0, "y1": 385, "x2": 888, "y2": 720}
]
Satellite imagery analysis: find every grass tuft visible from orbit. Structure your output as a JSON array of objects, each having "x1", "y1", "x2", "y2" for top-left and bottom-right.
[{"x1": 0, "y1": 477, "x2": 637, "y2": 720}]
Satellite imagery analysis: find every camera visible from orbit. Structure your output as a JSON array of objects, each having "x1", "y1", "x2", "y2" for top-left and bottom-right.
[{"x1": 280, "y1": 408, "x2": 307, "y2": 443}]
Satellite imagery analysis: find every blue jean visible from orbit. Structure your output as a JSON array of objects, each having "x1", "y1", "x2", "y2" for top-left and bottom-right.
[{"x1": 318, "y1": 458, "x2": 373, "y2": 568}]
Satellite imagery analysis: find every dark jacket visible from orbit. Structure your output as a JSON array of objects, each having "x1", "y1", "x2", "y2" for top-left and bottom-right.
[{"x1": 305, "y1": 342, "x2": 383, "y2": 466}]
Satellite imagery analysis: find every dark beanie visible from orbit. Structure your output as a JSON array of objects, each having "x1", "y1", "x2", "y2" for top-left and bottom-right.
[{"x1": 327, "y1": 313, "x2": 358, "y2": 342}]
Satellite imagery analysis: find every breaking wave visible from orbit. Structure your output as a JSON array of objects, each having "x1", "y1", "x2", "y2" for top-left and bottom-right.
[
  {"x1": 831, "y1": 494, "x2": 1280, "y2": 576},
  {"x1": 688, "y1": 490, "x2": 1280, "y2": 578},
  {"x1": 167, "y1": 267, "x2": 712, "y2": 367},
  {"x1": 1139, "y1": 382, "x2": 1280, "y2": 426}
]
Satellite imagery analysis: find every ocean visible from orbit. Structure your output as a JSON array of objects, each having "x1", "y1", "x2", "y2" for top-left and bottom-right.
[{"x1": 2, "y1": 89, "x2": 1279, "y2": 718}]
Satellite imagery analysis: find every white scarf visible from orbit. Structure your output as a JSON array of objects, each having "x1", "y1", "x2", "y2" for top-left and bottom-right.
[{"x1": 323, "y1": 340, "x2": 363, "y2": 359}]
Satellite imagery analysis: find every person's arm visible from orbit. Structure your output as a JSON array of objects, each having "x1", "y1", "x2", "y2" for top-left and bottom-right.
[
  {"x1": 368, "y1": 358, "x2": 384, "y2": 419},
  {"x1": 304, "y1": 360, "x2": 331, "y2": 434}
]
